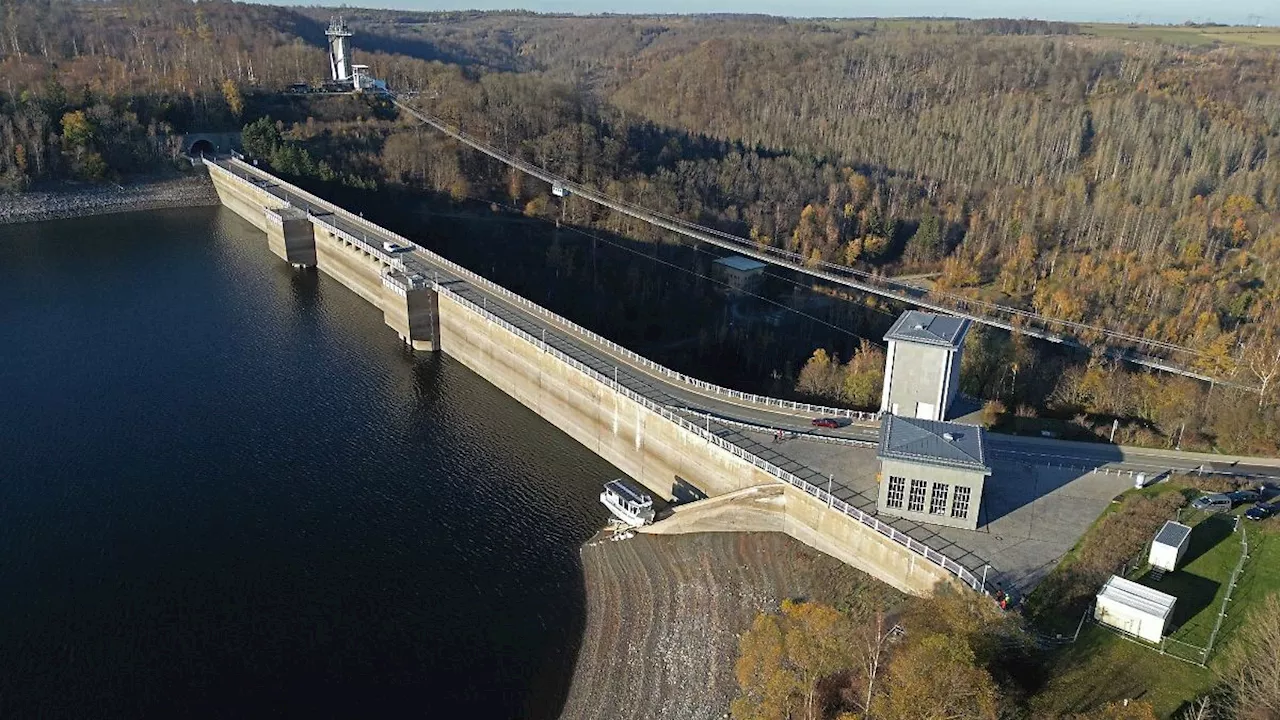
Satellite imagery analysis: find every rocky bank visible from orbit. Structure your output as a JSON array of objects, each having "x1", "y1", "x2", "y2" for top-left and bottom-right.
[
  {"x1": 559, "y1": 531, "x2": 902, "y2": 720},
  {"x1": 0, "y1": 173, "x2": 219, "y2": 225}
]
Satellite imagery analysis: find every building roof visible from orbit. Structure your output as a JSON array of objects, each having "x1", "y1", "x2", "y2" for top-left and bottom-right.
[
  {"x1": 884, "y1": 311, "x2": 971, "y2": 349},
  {"x1": 1098, "y1": 575, "x2": 1176, "y2": 619},
  {"x1": 713, "y1": 255, "x2": 768, "y2": 273},
  {"x1": 877, "y1": 414, "x2": 990, "y2": 473},
  {"x1": 1154, "y1": 521, "x2": 1192, "y2": 548}
]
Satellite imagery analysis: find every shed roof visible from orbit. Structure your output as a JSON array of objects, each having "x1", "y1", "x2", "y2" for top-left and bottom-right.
[
  {"x1": 877, "y1": 414, "x2": 989, "y2": 473},
  {"x1": 713, "y1": 255, "x2": 768, "y2": 273},
  {"x1": 884, "y1": 311, "x2": 970, "y2": 348},
  {"x1": 1155, "y1": 521, "x2": 1192, "y2": 548},
  {"x1": 1098, "y1": 575, "x2": 1176, "y2": 619}
]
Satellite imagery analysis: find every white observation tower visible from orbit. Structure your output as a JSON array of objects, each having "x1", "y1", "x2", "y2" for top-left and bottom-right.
[{"x1": 326, "y1": 17, "x2": 353, "y2": 82}]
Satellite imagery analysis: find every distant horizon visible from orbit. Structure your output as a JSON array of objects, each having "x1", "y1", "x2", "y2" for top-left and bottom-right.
[{"x1": 251, "y1": 0, "x2": 1273, "y2": 27}]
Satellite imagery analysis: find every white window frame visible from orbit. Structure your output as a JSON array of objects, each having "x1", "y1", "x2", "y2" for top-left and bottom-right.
[
  {"x1": 908, "y1": 479, "x2": 927, "y2": 513},
  {"x1": 886, "y1": 476, "x2": 905, "y2": 509},
  {"x1": 952, "y1": 486, "x2": 971, "y2": 519},
  {"x1": 929, "y1": 483, "x2": 949, "y2": 515}
]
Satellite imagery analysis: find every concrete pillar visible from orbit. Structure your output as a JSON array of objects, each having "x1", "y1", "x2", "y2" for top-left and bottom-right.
[
  {"x1": 265, "y1": 206, "x2": 317, "y2": 267},
  {"x1": 382, "y1": 280, "x2": 441, "y2": 352}
]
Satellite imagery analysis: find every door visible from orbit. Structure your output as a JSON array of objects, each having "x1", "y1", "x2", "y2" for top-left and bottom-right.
[{"x1": 915, "y1": 402, "x2": 936, "y2": 420}]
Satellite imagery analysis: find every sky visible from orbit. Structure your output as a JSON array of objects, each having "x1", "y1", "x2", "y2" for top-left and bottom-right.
[{"x1": 283, "y1": 0, "x2": 1273, "y2": 25}]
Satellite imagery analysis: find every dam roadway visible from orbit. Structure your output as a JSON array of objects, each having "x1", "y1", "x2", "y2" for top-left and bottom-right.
[{"x1": 204, "y1": 157, "x2": 1280, "y2": 595}]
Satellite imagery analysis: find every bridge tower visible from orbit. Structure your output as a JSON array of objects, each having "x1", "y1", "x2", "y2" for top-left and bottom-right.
[
  {"x1": 880, "y1": 311, "x2": 970, "y2": 422},
  {"x1": 326, "y1": 17, "x2": 354, "y2": 82}
]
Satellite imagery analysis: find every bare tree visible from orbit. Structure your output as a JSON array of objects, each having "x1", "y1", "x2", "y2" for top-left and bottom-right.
[
  {"x1": 1243, "y1": 329, "x2": 1280, "y2": 408},
  {"x1": 856, "y1": 611, "x2": 893, "y2": 718}
]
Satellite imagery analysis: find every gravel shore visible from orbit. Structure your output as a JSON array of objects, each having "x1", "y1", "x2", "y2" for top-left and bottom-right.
[
  {"x1": 0, "y1": 173, "x2": 219, "y2": 226},
  {"x1": 559, "y1": 531, "x2": 902, "y2": 720}
]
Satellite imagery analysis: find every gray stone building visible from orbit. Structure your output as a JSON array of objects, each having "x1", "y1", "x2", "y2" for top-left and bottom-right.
[
  {"x1": 876, "y1": 414, "x2": 990, "y2": 530},
  {"x1": 879, "y1": 310, "x2": 970, "y2": 421}
]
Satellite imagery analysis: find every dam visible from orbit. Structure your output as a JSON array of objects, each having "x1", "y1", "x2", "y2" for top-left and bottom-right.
[{"x1": 205, "y1": 156, "x2": 984, "y2": 596}]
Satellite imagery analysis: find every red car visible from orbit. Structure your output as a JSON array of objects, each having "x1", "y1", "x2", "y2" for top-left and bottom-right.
[{"x1": 811, "y1": 417, "x2": 840, "y2": 429}]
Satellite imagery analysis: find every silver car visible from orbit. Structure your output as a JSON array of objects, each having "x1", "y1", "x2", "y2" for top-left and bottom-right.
[{"x1": 1190, "y1": 493, "x2": 1232, "y2": 513}]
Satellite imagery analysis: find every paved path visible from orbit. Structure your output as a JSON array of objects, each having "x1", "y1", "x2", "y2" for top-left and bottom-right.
[{"x1": 212, "y1": 158, "x2": 1280, "y2": 593}]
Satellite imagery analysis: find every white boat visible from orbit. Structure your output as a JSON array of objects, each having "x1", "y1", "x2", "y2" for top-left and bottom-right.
[{"x1": 600, "y1": 479, "x2": 656, "y2": 527}]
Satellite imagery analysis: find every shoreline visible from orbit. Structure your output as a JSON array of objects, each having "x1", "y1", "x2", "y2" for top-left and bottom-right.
[
  {"x1": 0, "y1": 173, "x2": 220, "y2": 226},
  {"x1": 558, "y1": 531, "x2": 903, "y2": 720}
]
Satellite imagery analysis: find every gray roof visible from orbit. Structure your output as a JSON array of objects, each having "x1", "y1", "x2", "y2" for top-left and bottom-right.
[
  {"x1": 713, "y1": 255, "x2": 767, "y2": 272},
  {"x1": 884, "y1": 311, "x2": 971, "y2": 349},
  {"x1": 877, "y1": 414, "x2": 990, "y2": 473},
  {"x1": 1154, "y1": 521, "x2": 1192, "y2": 548},
  {"x1": 1099, "y1": 575, "x2": 1176, "y2": 618}
]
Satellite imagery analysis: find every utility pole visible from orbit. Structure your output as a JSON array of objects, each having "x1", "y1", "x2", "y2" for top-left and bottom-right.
[{"x1": 827, "y1": 474, "x2": 834, "y2": 507}]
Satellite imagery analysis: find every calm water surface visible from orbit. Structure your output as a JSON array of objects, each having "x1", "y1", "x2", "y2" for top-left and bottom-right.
[{"x1": 0, "y1": 207, "x2": 616, "y2": 718}]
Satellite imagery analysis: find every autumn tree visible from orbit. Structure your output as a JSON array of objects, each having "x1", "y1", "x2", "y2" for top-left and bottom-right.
[
  {"x1": 875, "y1": 632, "x2": 999, "y2": 720},
  {"x1": 733, "y1": 599, "x2": 859, "y2": 720},
  {"x1": 221, "y1": 79, "x2": 244, "y2": 119}
]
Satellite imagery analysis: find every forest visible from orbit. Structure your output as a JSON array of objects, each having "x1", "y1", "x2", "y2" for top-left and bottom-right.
[{"x1": 2, "y1": 1, "x2": 1278, "y2": 453}]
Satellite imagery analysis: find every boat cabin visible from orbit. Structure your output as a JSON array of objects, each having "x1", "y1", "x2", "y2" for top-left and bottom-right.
[{"x1": 600, "y1": 479, "x2": 656, "y2": 527}]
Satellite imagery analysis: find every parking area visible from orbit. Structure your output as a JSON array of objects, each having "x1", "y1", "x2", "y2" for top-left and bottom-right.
[{"x1": 716, "y1": 426, "x2": 1136, "y2": 592}]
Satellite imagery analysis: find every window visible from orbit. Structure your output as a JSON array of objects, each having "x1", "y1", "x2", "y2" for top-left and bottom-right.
[
  {"x1": 886, "y1": 476, "x2": 905, "y2": 509},
  {"x1": 930, "y1": 483, "x2": 950, "y2": 515},
  {"x1": 952, "y1": 486, "x2": 971, "y2": 519},
  {"x1": 908, "y1": 479, "x2": 927, "y2": 513}
]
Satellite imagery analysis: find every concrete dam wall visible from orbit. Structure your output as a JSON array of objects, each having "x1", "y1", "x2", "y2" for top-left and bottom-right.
[{"x1": 206, "y1": 162, "x2": 958, "y2": 596}]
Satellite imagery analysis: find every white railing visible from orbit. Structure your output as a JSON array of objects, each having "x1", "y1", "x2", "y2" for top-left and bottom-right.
[
  {"x1": 434, "y1": 282, "x2": 986, "y2": 593},
  {"x1": 213, "y1": 157, "x2": 879, "y2": 423}
]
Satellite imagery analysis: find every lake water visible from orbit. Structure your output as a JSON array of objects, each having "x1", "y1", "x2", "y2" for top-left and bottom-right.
[{"x1": 0, "y1": 207, "x2": 617, "y2": 717}]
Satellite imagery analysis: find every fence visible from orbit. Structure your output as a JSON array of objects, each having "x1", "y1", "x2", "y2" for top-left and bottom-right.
[
  {"x1": 1098, "y1": 521, "x2": 1251, "y2": 667},
  {"x1": 209, "y1": 156, "x2": 985, "y2": 593}
]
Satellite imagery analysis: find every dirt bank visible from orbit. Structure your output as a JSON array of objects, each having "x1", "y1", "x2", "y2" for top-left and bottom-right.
[
  {"x1": 0, "y1": 173, "x2": 219, "y2": 226},
  {"x1": 559, "y1": 531, "x2": 902, "y2": 720}
]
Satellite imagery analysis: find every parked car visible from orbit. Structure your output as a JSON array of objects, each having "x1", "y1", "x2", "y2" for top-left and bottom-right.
[
  {"x1": 811, "y1": 417, "x2": 840, "y2": 429},
  {"x1": 1190, "y1": 493, "x2": 1233, "y2": 513},
  {"x1": 1245, "y1": 501, "x2": 1279, "y2": 521},
  {"x1": 1228, "y1": 489, "x2": 1261, "y2": 505}
]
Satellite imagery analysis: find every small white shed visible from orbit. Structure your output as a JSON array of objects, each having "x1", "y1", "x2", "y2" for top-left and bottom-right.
[
  {"x1": 1149, "y1": 521, "x2": 1192, "y2": 572},
  {"x1": 1095, "y1": 575, "x2": 1176, "y2": 643}
]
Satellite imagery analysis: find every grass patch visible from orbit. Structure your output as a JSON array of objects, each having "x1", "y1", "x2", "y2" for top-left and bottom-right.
[
  {"x1": 1028, "y1": 498, "x2": 1280, "y2": 718},
  {"x1": 1031, "y1": 622, "x2": 1214, "y2": 717}
]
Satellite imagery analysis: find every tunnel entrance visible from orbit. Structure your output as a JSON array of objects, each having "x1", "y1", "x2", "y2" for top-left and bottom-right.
[{"x1": 188, "y1": 139, "x2": 215, "y2": 158}]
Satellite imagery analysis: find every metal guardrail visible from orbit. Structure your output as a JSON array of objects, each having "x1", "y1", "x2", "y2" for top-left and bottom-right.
[
  {"x1": 210, "y1": 157, "x2": 878, "y2": 423},
  {"x1": 207, "y1": 156, "x2": 985, "y2": 592}
]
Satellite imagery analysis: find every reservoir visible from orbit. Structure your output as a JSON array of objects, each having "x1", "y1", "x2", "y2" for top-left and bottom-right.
[{"x1": 0, "y1": 207, "x2": 616, "y2": 717}]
